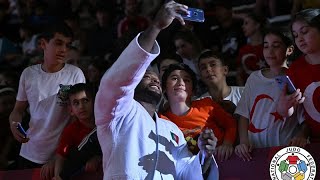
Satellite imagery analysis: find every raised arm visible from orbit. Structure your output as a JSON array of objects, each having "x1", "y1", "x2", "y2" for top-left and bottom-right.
[
  {"x1": 95, "y1": 1, "x2": 188, "y2": 125},
  {"x1": 94, "y1": 33, "x2": 159, "y2": 126}
]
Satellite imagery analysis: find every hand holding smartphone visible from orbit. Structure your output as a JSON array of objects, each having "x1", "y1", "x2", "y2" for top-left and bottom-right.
[
  {"x1": 17, "y1": 123, "x2": 27, "y2": 138},
  {"x1": 275, "y1": 75, "x2": 297, "y2": 94},
  {"x1": 181, "y1": 8, "x2": 205, "y2": 22}
]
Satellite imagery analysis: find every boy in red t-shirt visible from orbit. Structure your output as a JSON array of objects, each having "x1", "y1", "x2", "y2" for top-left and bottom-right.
[{"x1": 54, "y1": 83, "x2": 100, "y2": 180}]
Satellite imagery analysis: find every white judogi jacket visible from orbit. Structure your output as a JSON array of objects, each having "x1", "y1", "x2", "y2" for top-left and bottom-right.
[{"x1": 95, "y1": 33, "x2": 218, "y2": 180}]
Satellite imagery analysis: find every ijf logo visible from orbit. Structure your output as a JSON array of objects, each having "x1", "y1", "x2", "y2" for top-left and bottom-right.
[{"x1": 270, "y1": 146, "x2": 316, "y2": 180}]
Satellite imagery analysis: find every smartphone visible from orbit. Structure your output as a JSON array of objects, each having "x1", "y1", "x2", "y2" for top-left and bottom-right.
[
  {"x1": 181, "y1": 8, "x2": 205, "y2": 22},
  {"x1": 17, "y1": 123, "x2": 27, "y2": 138},
  {"x1": 275, "y1": 75, "x2": 297, "y2": 94}
]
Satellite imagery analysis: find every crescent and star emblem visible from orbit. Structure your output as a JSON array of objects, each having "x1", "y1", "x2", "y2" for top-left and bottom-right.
[{"x1": 249, "y1": 94, "x2": 284, "y2": 133}]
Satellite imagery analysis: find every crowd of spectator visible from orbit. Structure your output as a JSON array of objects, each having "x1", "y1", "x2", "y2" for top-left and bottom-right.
[{"x1": 1, "y1": 0, "x2": 320, "y2": 179}]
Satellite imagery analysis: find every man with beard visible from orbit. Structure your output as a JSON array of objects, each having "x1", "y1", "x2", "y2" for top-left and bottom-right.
[{"x1": 94, "y1": 1, "x2": 219, "y2": 180}]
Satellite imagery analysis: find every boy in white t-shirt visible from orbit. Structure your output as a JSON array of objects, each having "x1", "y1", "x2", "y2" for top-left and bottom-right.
[
  {"x1": 198, "y1": 50, "x2": 244, "y2": 114},
  {"x1": 9, "y1": 22, "x2": 86, "y2": 179}
]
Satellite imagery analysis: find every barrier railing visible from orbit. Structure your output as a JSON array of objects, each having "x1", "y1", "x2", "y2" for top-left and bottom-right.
[{"x1": 1, "y1": 144, "x2": 319, "y2": 180}]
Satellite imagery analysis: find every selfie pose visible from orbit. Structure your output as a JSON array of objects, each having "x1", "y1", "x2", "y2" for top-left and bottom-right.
[{"x1": 95, "y1": 1, "x2": 219, "y2": 179}]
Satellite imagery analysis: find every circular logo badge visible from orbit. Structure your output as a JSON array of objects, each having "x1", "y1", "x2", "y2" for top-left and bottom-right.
[{"x1": 270, "y1": 146, "x2": 316, "y2": 180}]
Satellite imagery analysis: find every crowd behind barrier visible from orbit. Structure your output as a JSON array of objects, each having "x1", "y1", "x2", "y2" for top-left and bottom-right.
[
  {"x1": 0, "y1": 144, "x2": 318, "y2": 180},
  {"x1": 2, "y1": 0, "x2": 320, "y2": 179}
]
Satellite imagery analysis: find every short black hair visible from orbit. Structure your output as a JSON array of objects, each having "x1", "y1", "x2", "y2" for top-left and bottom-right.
[
  {"x1": 68, "y1": 83, "x2": 96, "y2": 100},
  {"x1": 41, "y1": 21, "x2": 73, "y2": 41},
  {"x1": 161, "y1": 63, "x2": 197, "y2": 92},
  {"x1": 198, "y1": 49, "x2": 228, "y2": 67},
  {"x1": 156, "y1": 52, "x2": 183, "y2": 72}
]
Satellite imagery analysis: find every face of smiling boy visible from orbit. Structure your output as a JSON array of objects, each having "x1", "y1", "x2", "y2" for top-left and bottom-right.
[{"x1": 165, "y1": 70, "x2": 193, "y2": 102}]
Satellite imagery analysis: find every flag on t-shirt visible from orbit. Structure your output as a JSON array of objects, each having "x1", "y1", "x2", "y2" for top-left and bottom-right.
[{"x1": 171, "y1": 131, "x2": 179, "y2": 144}]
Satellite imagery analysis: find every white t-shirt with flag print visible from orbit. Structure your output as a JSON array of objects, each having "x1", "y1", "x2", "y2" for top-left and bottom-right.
[
  {"x1": 235, "y1": 70, "x2": 300, "y2": 148},
  {"x1": 17, "y1": 64, "x2": 85, "y2": 164}
]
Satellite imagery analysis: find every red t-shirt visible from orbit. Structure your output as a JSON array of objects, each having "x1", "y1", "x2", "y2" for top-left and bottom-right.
[
  {"x1": 287, "y1": 55, "x2": 320, "y2": 142},
  {"x1": 56, "y1": 120, "x2": 94, "y2": 157}
]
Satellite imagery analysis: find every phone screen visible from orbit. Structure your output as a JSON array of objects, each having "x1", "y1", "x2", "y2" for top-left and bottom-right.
[
  {"x1": 17, "y1": 123, "x2": 27, "y2": 137},
  {"x1": 181, "y1": 8, "x2": 205, "y2": 22},
  {"x1": 275, "y1": 75, "x2": 297, "y2": 94}
]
